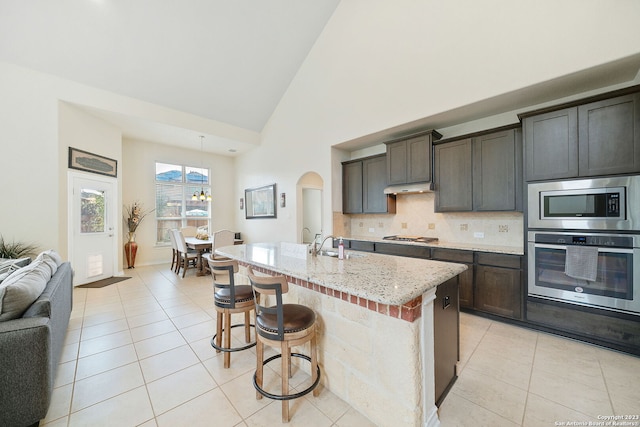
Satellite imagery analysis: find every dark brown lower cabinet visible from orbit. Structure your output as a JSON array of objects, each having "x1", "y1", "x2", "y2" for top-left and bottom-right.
[
  {"x1": 349, "y1": 240, "x2": 374, "y2": 252},
  {"x1": 475, "y1": 266, "x2": 521, "y2": 318},
  {"x1": 431, "y1": 248, "x2": 474, "y2": 309},
  {"x1": 474, "y1": 253, "x2": 522, "y2": 319},
  {"x1": 374, "y1": 242, "x2": 431, "y2": 259},
  {"x1": 342, "y1": 241, "x2": 523, "y2": 319},
  {"x1": 433, "y1": 276, "x2": 459, "y2": 406},
  {"x1": 474, "y1": 252, "x2": 522, "y2": 319}
]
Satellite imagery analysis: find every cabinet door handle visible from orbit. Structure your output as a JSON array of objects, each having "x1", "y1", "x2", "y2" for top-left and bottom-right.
[{"x1": 443, "y1": 295, "x2": 451, "y2": 309}]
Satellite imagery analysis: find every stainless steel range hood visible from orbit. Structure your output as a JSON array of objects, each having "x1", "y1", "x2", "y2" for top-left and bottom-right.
[{"x1": 383, "y1": 182, "x2": 434, "y2": 195}]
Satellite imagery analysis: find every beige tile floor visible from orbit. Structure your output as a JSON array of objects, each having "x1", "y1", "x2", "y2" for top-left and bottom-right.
[{"x1": 41, "y1": 264, "x2": 640, "y2": 427}]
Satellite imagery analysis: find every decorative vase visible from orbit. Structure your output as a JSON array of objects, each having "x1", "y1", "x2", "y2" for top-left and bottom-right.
[{"x1": 124, "y1": 232, "x2": 138, "y2": 268}]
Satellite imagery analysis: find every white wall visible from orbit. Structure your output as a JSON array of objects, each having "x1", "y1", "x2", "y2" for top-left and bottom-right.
[
  {"x1": 58, "y1": 102, "x2": 123, "y2": 263},
  {"x1": 302, "y1": 189, "x2": 322, "y2": 243},
  {"x1": 0, "y1": 61, "x2": 244, "y2": 268},
  {"x1": 122, "y1": 138, "x2": 237, "y2": 266},
  {"x1": 236, "y1": 1, "x2": 640, "y2": 244},
  {"x1": 0, "y1": 64, "x2": 70, "y2": 255}
]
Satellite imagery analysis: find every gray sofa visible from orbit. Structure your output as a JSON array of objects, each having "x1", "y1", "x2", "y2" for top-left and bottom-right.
[{"x1": 0, "y1": 261, "x2": 73, "y2": 427}]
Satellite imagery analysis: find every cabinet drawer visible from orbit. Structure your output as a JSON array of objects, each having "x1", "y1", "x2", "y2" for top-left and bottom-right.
[
  {"x1": 476, "y1": 252, "x2": 521, "y2": 269},
  {"x1": 375, "y1": 242, "x2": 431, "y2": 259},
  {"x1": 350, "y1": 240, "x2": 375, "y2": 252},
  {"x1": 431, "y1": 248, "x2": 473, "y2": 263},
  {"x1": 333, "y1": 239, "x2": 351, "y2": 249}
]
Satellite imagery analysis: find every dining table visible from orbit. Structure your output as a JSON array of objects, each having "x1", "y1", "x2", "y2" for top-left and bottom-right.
[
  {"x1": 184, "y1": 236, "x2": 213, "y2": 276},
  {"x1": 184, "y1": 236, "x2": 245, "y2": 276}
]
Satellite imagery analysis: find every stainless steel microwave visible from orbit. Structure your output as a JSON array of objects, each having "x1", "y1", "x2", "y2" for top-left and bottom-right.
[{"x1": 528, "y1": 176, "x2": 640, "y2": 231}]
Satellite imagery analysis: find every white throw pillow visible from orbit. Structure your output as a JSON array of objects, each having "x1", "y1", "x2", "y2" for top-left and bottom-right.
[
  {"x1": 0, "y1": 258, "x2": 53, "y2": 321},
  {"x1": 0, "y1": 257, "x2": 31, "y2": 283},
  {"x1": 34, "y1": 250, "x2": 62, "y2": 275}
]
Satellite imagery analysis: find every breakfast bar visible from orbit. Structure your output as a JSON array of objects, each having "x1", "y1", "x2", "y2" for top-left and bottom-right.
[{"x1": 215, "y1": 242, "x2": 468, "y2": 427}]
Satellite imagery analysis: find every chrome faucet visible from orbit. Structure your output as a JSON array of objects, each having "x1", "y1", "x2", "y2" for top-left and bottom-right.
[{"x1": 311, "y1": 234, "x2": 334, "y2": 257}]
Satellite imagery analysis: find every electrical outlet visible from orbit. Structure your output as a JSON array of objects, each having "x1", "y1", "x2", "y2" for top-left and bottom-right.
[
  {"x1": 474, "y1": 232, "x2": 485, "y2": 238},
  {"x1": 401, "y1": 222, "x2": 408, "y2": 229},
  {"x1": 368, "y1": 227, "x2": 375, "y2": 233},
  {"x1": 428, "y1": 223, "x2": 435, "y2": 230},
  {"x1": 498, "y1": 224, "x2": 509, "y2": 233},
  {"x1": 460, "y1": 224, "x2": 468, "y2": 231}
]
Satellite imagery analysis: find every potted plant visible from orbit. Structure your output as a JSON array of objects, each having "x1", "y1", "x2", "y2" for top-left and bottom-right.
[
  {"x1": 0, "y1": 235, "x2": 38, "y2": 260},
  {"x1": 123, "y1": 202, "x2": 154, "y2": 268}
]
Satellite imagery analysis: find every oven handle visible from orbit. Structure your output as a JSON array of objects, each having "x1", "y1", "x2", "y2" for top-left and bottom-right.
[{"x1": 532, "y1": 243, "x2": 635, "y2": 254}]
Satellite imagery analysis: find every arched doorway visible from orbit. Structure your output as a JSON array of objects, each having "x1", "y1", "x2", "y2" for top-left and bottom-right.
[{"x1": 296, "y1": 172, "x2": 323, "y2": 244}]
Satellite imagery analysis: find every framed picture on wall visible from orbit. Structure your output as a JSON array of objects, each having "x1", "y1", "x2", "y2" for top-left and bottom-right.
[
  {"x1": 245, "y1": 183, "x2": 277, "y2": 219},
  {"x1": 68, "y1": 147, "x2": 118, "y2": 178}
]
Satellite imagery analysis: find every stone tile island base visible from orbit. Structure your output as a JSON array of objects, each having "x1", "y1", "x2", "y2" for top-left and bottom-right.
[{"x1": 240, "y1": 263, "x2": 440, "y2": 427}]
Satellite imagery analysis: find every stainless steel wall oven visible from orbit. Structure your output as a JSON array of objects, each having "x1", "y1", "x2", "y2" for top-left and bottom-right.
[
  {"x1": 527, "y1": 175, "x2": 640, "y2": 315},
  {"x1": 528, "y1": 231, "x2": 640, "y2": 315}
]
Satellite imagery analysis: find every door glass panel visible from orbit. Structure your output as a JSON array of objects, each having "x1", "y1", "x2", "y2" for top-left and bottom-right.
[
  {"x1": 80, "y1": 188, "x2": 105, "y2": 233},
  {"x1": 535, "y1": 247, "x2": 633, "y2": 299}
]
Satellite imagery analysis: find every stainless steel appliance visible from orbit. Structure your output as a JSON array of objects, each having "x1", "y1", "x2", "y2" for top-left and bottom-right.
[
  {"x1": 527, "y1": 175, "x2": 640, "y2": 231},
  {"x1": 382, "y1": 235, "x2": 439, "y2": 243},
  {"x1": 528, "y1": 231, "x2": 640, "y2": 315}
]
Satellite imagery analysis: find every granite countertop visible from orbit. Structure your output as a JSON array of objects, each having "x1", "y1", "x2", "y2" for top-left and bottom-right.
[
  {"x1": 215, "y1": 242, "x2": 468, "y2": 306},
  {"x1": 346, "y1": 235, "x2": 524, "y2": 255}
]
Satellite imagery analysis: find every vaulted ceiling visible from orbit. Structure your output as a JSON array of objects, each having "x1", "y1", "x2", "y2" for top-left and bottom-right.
[
  {"x1": 2, "y1": 2, "x2": 640, "y2": 156},
  {"x1": 0, "y1": 0, "x2": 340, "y2": 153}
]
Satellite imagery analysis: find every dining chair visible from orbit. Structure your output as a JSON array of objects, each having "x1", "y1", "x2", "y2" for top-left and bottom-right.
[
  {"x1": 168, "y1": 228, "x2": 179, "y2": 273},
  {"x1": 211, "y1": 229, "x2": 235, "y2": 260},
  {"x1": 180, "y1": 226, "x2": 197, "y2": 237},
  {"x1": 172, "y1": 229, "x2": 198, "y2": 277}
]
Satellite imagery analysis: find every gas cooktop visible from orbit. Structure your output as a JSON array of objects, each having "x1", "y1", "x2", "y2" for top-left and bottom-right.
[{"x1": 382, "y1": 235, "x2": 439, "y2": 243}]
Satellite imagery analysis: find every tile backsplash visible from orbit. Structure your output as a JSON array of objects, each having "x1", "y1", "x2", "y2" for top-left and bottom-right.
[{"x1": 334, "y1": 192, "x2": 523, "y2": 248}]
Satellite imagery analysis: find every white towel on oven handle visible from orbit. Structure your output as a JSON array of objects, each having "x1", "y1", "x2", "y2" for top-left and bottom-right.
[{"x1": 565, "y1": 245, "x2": 599, "y2": 281}]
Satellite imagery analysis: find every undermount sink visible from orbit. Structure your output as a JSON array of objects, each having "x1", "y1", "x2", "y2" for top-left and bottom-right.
[
  {"x1": 320, "y1": 250, "x2": 339, "y2": 257},
  {"x1": 345, "y1": 252, "x2": 365, "y2": 259},
  {"x1": 320, "y1": 250, "x2": 365, "y2": 259}
]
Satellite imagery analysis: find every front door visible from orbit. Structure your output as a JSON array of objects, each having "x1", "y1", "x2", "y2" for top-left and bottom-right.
[{"x1": 69, "y1": 172, "x2": 117, "y2": 285}]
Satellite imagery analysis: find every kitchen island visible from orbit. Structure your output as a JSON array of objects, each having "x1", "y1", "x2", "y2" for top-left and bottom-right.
[{"x1": 215, "y1": 242, "x2": 468, "y2": 427}]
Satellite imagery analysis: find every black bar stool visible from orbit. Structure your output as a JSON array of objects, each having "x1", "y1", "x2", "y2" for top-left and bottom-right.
[
  {"x1": 208, "y1": 258, "x2": 256, "y2": 368},
  {"x1": 247, "y1": 267, "x2": 321, "y2": 423}
]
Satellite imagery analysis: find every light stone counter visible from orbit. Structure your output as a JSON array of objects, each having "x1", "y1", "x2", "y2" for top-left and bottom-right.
[
  {"x1": 215, "y1": 242, "x2": 466, "y2": 427},
  {"x1": 215, "y1": 241, "x2": 467, "y2": 306},
  {"x1": 347, "y1": 235, "x2": 524, "y2": 255}
]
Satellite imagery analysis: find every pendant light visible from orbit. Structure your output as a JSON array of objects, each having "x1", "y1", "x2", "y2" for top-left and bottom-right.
[{"x1": 192, "y1": 135, "x2": 212, "y2": 202}]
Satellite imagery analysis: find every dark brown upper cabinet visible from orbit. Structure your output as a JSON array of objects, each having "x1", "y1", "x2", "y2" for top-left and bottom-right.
[
  {"x1": 342, "y1": 154, "x2": 396, "y2": 214},
  {"x1": 386, "y1": 130, "x2": 442, "y2": 185},
  {"x1": 434, "y1": 127, "x2": 522, "y2": 212},
  {"x1": 578, "y1": 93, "x2": 640, "y2": 177},
  {"x1": 434, "y1": 138, "x2": 473, "y2": 211},
  {"x1": 523, "y1": 90, "x2": 640, "y2": 181},
  {"x1": 473, "y1": 129, "x2": 522, "y2": 211},
  {"x1": 342, "y1": 160, "x2": 363, "y2": 214}
]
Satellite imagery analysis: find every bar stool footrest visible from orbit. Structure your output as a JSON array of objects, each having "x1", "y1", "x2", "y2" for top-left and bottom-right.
[
  {"x1": 211, "y1": 323, "x2": 256, "y2": 352},
  {"x1": 253, "y1": 353, "x2": 321, "y2": 401}
]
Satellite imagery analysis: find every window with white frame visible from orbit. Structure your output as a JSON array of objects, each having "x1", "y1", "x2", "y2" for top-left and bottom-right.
[{"x1": 155, "y1": 162, "x2": 211, "y2": 244}]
